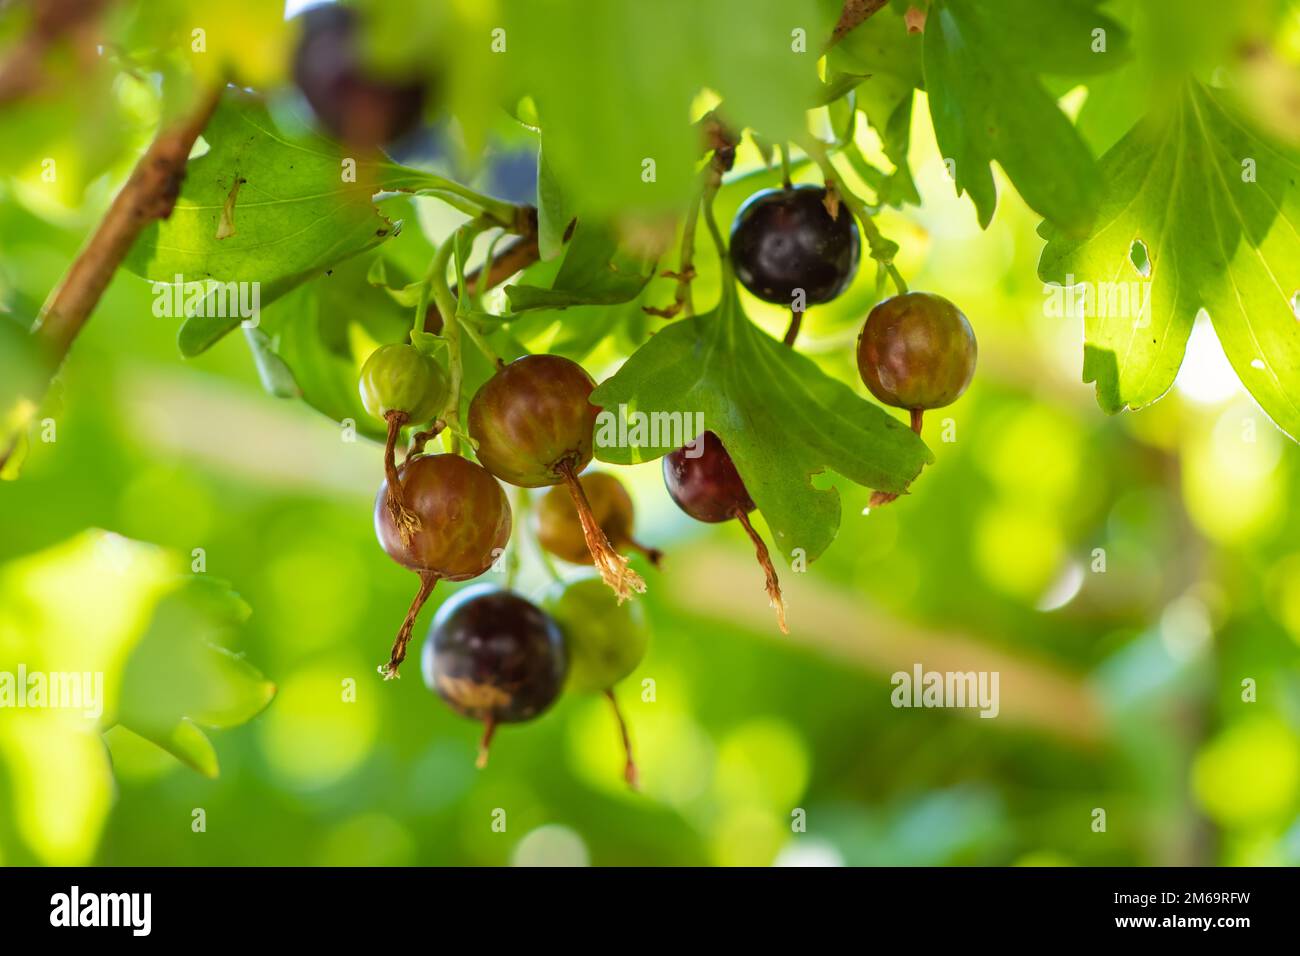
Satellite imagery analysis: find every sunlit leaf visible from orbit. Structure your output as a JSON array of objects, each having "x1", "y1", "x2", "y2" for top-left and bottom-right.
[{"x1": 1039, "y1": 82, "x2": 1300, "y2": 439}]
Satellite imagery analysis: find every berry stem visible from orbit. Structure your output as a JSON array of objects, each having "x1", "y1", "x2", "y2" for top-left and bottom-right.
[
  {"x1": 377, "y1": 165, "x2": 522, "y2": 230},
  {"x1": 643, "y1": 186, "x2": 701, "y2": 319},
  {"x1": 783, "y1": 306, "x2": 803, "y2": 347},
  {"x1": 733, "y1": 507, "x2": 788, "y2": 634},
  {"x1": 405, "y1": 419, "x2": 446, "y2": 462},
  {"x1": 605, "y1": 688, "x2": 639, "y2": 790},
  {"x1": 457, "y1": 314, "x2": 505, "y2": 368},
  {"x1": 868, "y1": 410, "x2": 923, "y2": 509},
  {"x1": 558, "y1": 460, "x2": 646, "y2": 602},
  {"x1": 425, "y1": 218, "x2": 491, "y2": 448},
  {"x1": 476, "y1": 715, "x2": 497, "y2": 769},
  {"x1": 380, "y1": 571, "x2": 438, "y2": 680},
  {"x1": 800, "y1": 136, "x2": 909, "y2": 296},
  {"x1": 627, "y1": 538, "x2": 664, "y2": 568},
  {"x1": 383, "y1": 410, "x2": 421, "y2": 545},
  {"x1": 699, "y1": 172, "x2": 736, "y2": 312},
  {"x1": 779, "y1": 142, "x2": 794, "y2": 190},
  {"x1": 516, "y1": 488, "x2": 565, "y2": 584},
  {"x1": 474, "y1": 229, "x2": 506, "y2": 305}
]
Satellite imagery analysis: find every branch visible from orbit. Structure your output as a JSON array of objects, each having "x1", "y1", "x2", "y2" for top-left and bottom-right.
[
  {"x1": 0, "y1": 0, "x2": 112, "y2": 106},
  {"x1": 1, "y1": 86, "x2": 222, "y2": 469},
  {"x1": 423, "y1": 209, "x2": 540, "y2": 334},
  {"x1": 670, "y1": 547, "x2": 1104, "y2": 745},
  {"x1": 827, "y1": 0, "x2": 889, "y2": 49}
]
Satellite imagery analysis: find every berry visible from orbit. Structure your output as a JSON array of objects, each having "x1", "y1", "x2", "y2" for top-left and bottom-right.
[
  {"x1": 856, "y1": 292, "x2": 977, "y2": 417},
  {"x1": 359, "y1": 343, "x2": 447, "y2": 426},
  {"x1": 422, "y1": 585, "x2": 568, "y2": 767},
  {"x1": 468, "y1": 354, "x2": 599, "y2": 487},
  {"x1": 373, "y1": 454, "x2": 511, "y2": 679},
  {"x1": 663, "y1": 433, "x2": 786, "y2": 633},
  {"x1": 730, "y1": 185, "x2": 860, "y2": 306},
  {"x1": 360, "y1": 343, "x2": 449, "y2": 543},
  {"x1": 469, "y1": 354, "x2": 644, "y2": 600},
  {"x1": 535, "y1": 471, "x2": 662, "y2": 568},
  {"x1": 662, "y1": 431, "x2": 753, "y2": 523},
  {"x1": 856, "y1": 292, "x2": 974, "y2": 508},
  {"x1": 293, "y1": 4, "x2": 426, "y2": 149},
  {"x1": 543, "y1": 575, "x2": 648, "y2": 788},
  {"x1": 543, "y1": 576, "x2": 649, "y2": 693}
]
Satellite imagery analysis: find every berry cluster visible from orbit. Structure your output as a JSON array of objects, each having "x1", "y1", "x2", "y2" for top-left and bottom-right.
[
  {"x1": 362, "y1": 350, "x2": 656, "y2": 778},
  {"x1": 303, "y1": 12, "x2": 979, "y2": 780},
  {"x1": 367, "y1": 352, "x2": 648, "y2": 683}
]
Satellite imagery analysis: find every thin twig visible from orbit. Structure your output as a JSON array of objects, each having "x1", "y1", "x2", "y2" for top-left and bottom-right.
[
  {"x1": 1, "y1": 85, "x2": 222, "y2": 470},
  {"x1": 801, "y1": 136, "x2": 908, "y2": 295},
  {"x1": 643, "y1": 189, "x2": 700, "y2": 320},
  {"x1": 0, "y1": 0, "x2": 111, "y2": 106},
  {"x1": 423, "y1": 221, "x2": 540, "y2": 333},
  {"x1": 827, "y1": 0, "x2": 889, "y2": 49}
]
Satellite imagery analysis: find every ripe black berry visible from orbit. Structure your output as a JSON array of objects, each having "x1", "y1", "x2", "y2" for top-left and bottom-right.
[
  {"x1": 374, "y1": 454, "x2": 511, "y2": 679},
  {"x1": 535, "y1": 471, "x2": 662, "y2": 568},
  {"x1": 293, "y1": 4, "x2": 427, "y2": 149},
  {"x1": 422, "y1": 585, "x2": 568, "y2": 767},
  {"x1": 469, "y1": 354, "x2": 644, "y2": 600},
  {"x1": 730, "y1": 185, "x2": 860, "y2": 306},
  {"x1": 663, "y1": 432, "x2": 786, "y2": 632}
]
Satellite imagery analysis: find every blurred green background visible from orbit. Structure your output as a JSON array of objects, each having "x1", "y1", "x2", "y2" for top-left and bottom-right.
[{"x1": 2, "y1": 0, "x2": 1300, "y2": 867}]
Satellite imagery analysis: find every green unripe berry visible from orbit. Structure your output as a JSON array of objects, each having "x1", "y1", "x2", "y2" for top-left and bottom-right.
[
  {"x1": 543, "y1": 575, "x2": 649, "y2": 693},
  {"x1": 358, "y1": 343, "x2": 447, "y2": 424}
]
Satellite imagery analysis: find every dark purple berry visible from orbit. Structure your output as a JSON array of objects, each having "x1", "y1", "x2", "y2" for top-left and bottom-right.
[
  {"x1": 730, "y1": 185, "x2": 860, "y2": 306},
  {"x1": 422, "y1": 586, "x2": 568, "y2": 766}
]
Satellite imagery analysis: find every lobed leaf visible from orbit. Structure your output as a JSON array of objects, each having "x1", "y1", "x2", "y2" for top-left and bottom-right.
[
  {"x1": 591, "y1": 292, "x2": 932, "y2": 563},
  {"x1": 1040, "y1": 82, "x2": 1300, "y2": 439}
]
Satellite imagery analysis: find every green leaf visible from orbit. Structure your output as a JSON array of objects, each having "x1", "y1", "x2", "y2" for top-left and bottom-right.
[
  {"x1": 116, "y1": 578, "x2": 275, "y2": 778},
  {"x1": 923, "y1": 0, "x2": 1122, "y2": 234},
  {"x1": 829, "y1": 6, "x2": 922, "y2": 208},
  {"x1": 242, "y1": 326, "x2": 301, "y2": 399},
  {"x1": 259, "y1": 254, "x2": 415, "y2": 441},
  {"x1": 410, "y1": 330, "x2": 448, "y2": 357},
  {"x1": 536, "y1": 143, "x2": 575, "y2": 262},
  {"x1": 0, "y1": 534, "x2": 273, "y2": 861},
  {"x1": 1039, "y1": 82, "x2": 1300, "y2": 440},
  {"x1": 590, "y1": 291, "x2": 932, "y2": 563},
  {"x1": 500, "y1": 0, "x2": 822, "y2": 216},
  {"x1": 128, "y1": 718, "x2": 219, "y2": 780},
  {"x1": 965, "y1": 0, "x2": 1130, "y2": 78},
  {"x1": 124, "y1": 91, "x2": 404, "y2": 356},
  {"x1": 505, "y1": 222, "x2": 653, "y2": 312},
  {"x1": 819, "y1": 71, "x2": 872, "y2": 106}
]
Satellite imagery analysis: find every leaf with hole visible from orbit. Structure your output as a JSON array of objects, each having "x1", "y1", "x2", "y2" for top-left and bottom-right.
[{"x1": 1039, "y1": 82, "x2": 1300, "y2": 440}]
